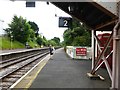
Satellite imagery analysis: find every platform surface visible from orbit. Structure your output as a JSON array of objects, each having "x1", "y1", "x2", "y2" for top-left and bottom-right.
[{"x1": 30, "y1": 48, "x2": 111, "y2": 88}]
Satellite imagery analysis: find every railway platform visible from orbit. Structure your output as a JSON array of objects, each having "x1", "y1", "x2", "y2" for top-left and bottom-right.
[
  {"x1": 12, "y1": 48, "x2": 111, "y2": 89},
  {"x1": 0, "y1": 49, "x2": 27, "y2": 54}
]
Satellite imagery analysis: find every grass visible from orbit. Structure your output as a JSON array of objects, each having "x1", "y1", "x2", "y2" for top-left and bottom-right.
[
  {"x1": 0, "y1": 36, "x2": 25, "y2": 50},
  {"x1": 28, "y1": 40, "x2": 39, "y2": 48},
  {"x1": 0, "y1": 36, "x2": 40, "y2": 50}
]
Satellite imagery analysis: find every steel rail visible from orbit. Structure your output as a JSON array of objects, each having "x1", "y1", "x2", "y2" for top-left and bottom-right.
[
  {"x1": 0, "y1": 52, "x2": 44, "y2": 69},
  {"x1": 0, "y1": 52, "x2": 39, "y2": 64},
  {"x1": 0, "y1": 50, "x2": 50, "y2": 89},
  {"x1": 0, "y1": 52, "x2": 49, "y2": 80}
]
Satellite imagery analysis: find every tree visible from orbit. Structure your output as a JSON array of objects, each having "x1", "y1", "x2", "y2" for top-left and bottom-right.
[
  {"x1": 4, "y1": 15, "x2": 32, "y2": 44},
  {"x1": 48, "y1": 40, "x2": 57, "y2": 46},
  {"x1": 51, "y1": 37, "x2": 60, "y2": 46},
  {"x1": 72, "y1": 18, "x2": 81, "y2": 29},
  {"x1": 42, "y1": 36, "x2": 48, "y2": 46},
  {"x1": 36, "y1": 36, "x2": 43, "y2": 46},
  {"x1": 72, "y1": 36, "x2": 86, "y2": 46},
  {"x1": 63, "y1": 29, "x2": 74, "y2": 46},
  {"x1": 29, "y1": 29, "x2": 35, "y2": 41},
  {"x1": 63, "y1": 19, "x2": 91, "y2": 46},
  {"x1": 28, "y1": 21, "x2": 39, "y2": 37}
]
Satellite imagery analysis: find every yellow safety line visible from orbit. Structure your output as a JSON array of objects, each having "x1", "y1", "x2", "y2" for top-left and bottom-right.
[
  {"x1": 12, "y1": 55, "x2": 50, "y2": 89},
  {"x1": 25, "y1": 60, "x2": 48, "y2": 88}
]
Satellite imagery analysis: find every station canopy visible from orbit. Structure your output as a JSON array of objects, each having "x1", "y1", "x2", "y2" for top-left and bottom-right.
[{"x1": 52, "y1": 2, "x2": 118, "y2": 31}]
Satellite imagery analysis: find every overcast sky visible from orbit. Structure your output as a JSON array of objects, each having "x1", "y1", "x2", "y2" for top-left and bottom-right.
[{"x1": 0, "y1": 1, "x2": 71, "y2": 41}]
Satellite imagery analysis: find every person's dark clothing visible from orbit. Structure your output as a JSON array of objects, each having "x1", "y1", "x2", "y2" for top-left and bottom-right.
[{"x1": 49, "y1": 47, "x2": 53, "y2": 55}]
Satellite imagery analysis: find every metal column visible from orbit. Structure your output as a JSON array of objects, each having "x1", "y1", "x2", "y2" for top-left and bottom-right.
[
  {"x1": 91, "y1": 30, "x2": 96, "y2": 69},
  {"x1": 112, "y1": 2, "x2": 120, "y2": 90}
]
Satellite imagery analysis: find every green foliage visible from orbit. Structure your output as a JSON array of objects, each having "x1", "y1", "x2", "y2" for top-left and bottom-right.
[
  {"x1": 72, "y1": 36, "x2": 86, "y2": 46},
  {"x1": 48, "y1": 40, "x2": 57, "y2": 46},
  {"x1": 42, "y1": 36, "x2": 48, "y2": 46},
  {"x1": 63, "y1": 19, "x2": 91, "y2": 46},
  {"x1": 29, "y1": 29, "x2": 35, "y2": 41},
  {"x1": 36, "y1": 36, "x2": 43, "y2": 46},
  {"x1": 36, "y1": 35, "x2": 60, "y2": 47},
  {"x1": 72, "y1": 19, "x2": 81, "y2": 28},
  {"x1": 4, "y1": 15, "x2": 36, "y2": 44},
  {"x1": 3, "y1": 15, "x2": 62, "y2": 49},
  {"x1": 36, "y1": 35, "x2": 50, "y2": 47},
  {"x1": 28, "y1": 21, "x2": 39, "y2": 37},
  {"x1": 51, "y1": 37, "x2": 60, "y2": 46},
  {"x1": 28, "y1": 40, "x2": 39, "y2": 48}
]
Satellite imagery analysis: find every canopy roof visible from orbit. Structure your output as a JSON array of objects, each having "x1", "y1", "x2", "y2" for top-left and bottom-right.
[{"x1": 52, "y1": 2, "x2": 118, "y2": 31}]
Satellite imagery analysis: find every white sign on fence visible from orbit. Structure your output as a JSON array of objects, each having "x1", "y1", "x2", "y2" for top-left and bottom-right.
[{"x1": 66, "y1": 46, "x2": 92, "y2": 60}]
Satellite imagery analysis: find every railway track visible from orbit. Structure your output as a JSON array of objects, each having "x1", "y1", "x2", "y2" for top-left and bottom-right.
[{"x1": 0, "y1": 49, "x2": 50, "y2": 89}]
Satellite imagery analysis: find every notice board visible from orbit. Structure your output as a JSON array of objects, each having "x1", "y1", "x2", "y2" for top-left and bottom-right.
[{"x1": 76, "y1": 48, "x2": 87, "y2": 56}]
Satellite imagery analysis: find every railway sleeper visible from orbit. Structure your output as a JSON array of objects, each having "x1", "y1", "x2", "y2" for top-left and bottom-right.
[
  {"x1": 2, "y1": 78, "x2": 18, "y2": 83},
  {"x1": 7, "y1": 74, "x2": 22, "y2": 78}
]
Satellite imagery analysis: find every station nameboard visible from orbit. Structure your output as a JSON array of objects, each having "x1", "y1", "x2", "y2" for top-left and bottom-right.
[{"x1": 59, "y1": 17, "x2": 72, "y2": 28}]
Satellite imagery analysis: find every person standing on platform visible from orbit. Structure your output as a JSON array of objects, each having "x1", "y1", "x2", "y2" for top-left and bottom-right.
[{"x1": 49, "y1": 45, "x2": 54, "y2": 59}]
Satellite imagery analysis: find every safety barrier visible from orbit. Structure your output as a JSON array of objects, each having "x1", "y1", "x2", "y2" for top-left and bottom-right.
[{"x1": 66, "y1": 46, "x2": 92, "y2": 59}]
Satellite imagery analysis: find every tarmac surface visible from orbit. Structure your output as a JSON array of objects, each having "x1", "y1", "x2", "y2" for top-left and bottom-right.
[{"x1": 29, "y1": 48, "x2": 111, "y2": 88}]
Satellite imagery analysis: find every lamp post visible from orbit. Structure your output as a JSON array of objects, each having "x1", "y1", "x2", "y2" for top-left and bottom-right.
[
  {"x1": 9, "y1": 31, "x2": 13, "y2": 50},
  {"x1": 11, "y1": 35, "x2": 13, "y2": 50}
]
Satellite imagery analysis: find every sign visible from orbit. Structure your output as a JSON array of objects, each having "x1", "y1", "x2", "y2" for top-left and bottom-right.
[
  {"x1": 26, "y1": 2, "x2": 35, "y2": 7},
  {"x1": 76, "y1": 48, "x2": 87, "y2": 56},
  {"x1": 59, "y1": 17, "x2": 72, "y2": 28}
]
